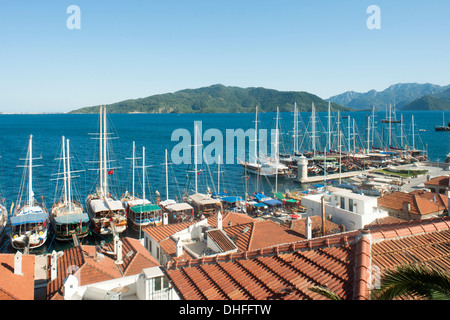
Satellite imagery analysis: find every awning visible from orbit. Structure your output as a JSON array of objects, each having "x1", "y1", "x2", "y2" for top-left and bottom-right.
[
  {"x1": 284, "y1": 199, "x2": 298, "y2": 203},
  {"x1": 166, "y1": 202, "x2": 193, "y2": 212},
  {"x1": 130, "y1": 204, "x2": 161, "y2": 214},
  {"x1": 221, "y1": 196, "x2": 242, "y2": 203},
  {"x1": 11, "y1": 212, "x2": 48, "y2": 226},
  {"x1": 263, "y1": 199, "x2": 283, "y2": 206},
  {"x1": 274, "y1": 192, "x2": 286, "y2": 200},
  {"x1": 54, "y1": 213, "x2": 89, "y2": 224},
  {"x1": 254, "y1": 193, "x2": 267, "y2": 201}
]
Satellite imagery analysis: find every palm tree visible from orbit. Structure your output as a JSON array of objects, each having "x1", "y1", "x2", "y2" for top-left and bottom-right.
[{"x1": 309, "y1": 264, "x2": 450, "y2": 300}]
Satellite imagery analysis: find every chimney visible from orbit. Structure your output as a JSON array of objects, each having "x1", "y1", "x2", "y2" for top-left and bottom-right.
[
  {"x1": 63, "y1": 275, "x2": 79, "y2": 300},
  {"x1": 217, "y1": 210, "x2": 223, "y2": 230},
  {"x1": 176, "y1": 237, "x2": 183, "y2": 257},
  {"x1": 51, "y1": 250, "x2": 58, "y2": 281},
  {"x1": 305, "y1": 216, "x2": 312, "y2": 240},
  {"x1": 163, "y1": 212, "x2": 168, "y2": 225},
  {"x1": 14, "y1": 251, "x2": 23, "y2": 276},
  {"x1": 114, "y1": 236, "x2": 123, "y2": 265}
]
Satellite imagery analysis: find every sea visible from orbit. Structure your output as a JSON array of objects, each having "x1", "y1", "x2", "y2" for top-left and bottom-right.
[{"x1": 0, "y1": 110, "x2": 448, "y2": 254}]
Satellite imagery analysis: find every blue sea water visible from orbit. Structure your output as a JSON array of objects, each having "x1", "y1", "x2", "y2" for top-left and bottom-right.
[{"x1": 0, "y1": 110, "x2": 448, "y2": 253}]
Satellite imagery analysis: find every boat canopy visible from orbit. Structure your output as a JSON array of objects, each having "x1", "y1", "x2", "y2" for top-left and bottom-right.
[
  {"x1": 221, "y1": 196, "x2": 242, "y2": 203},
  {"x1": 274, "y1": 192, "x2": 286, "y2": 200},
  {"x1": 10, "y1": 212, "x2": 48, "y2": 226},
  {"x1": 91, "y1": 199, "x2": 124, "y2": 212},
  {"x1": 252, "y1": 203, "x2": 268, "y2": 208},
  {"x1": 54, "y1": 213, "x2": 89, "y2": 224},
  {"x1": 254, "y1": 193, "x2": 267, "y2": 201},
  {"x1": 165, "y1": 202, "x2": 193, "y2": 212},
  {"x1": 262, "y1": 199, "x2": 283, "y2": 206},
  {"x1": 130, "y1": 203, "x2": 161, "y2": 214},
  {"x1": 189, "y1": 193, "x2": 222, "y2": 206}
]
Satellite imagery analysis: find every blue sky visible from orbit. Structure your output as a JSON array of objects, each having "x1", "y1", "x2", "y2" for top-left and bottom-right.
[{"x1": 0, "y1": 0, "x2": 449, "y2": 113}]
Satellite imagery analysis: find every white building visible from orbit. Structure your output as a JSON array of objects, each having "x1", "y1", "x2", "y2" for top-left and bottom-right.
[
  {"x1": 301, "y1": 188, "x2": 388, "y2": 231},
  {"x1": 63, "y1": 266, "x2": 180, "y2": 300}
]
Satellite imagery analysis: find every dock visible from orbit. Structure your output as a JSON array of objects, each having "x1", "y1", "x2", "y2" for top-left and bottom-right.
[{"x1": 295, "y1": 170, "x2": 367, "y2": 184}]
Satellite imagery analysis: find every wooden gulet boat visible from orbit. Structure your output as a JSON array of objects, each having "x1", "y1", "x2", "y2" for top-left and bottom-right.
[
  {"x1": 50, "y1": 136, "x2": 89, "y2": 241},
  {"x1": 10, "y1": 135, "x2": 50, "y2": 250},
  {"x1": 86, "y1": 106, "x2": 127, "y2": 236}
]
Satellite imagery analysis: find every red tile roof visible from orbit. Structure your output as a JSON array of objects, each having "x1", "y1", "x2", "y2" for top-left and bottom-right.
[
  {"x1": 0, "y1": 254, "x2": 35, "y2": 300},
  {"x1": 165, "y1": 217, "x2": 450, "y2": 300},
  {"x1": 378, "y1": 191, "x2": 448, "y2": 216},
  {"x1": 46, "y1": 237, "x2": 159, "y2": 300},
  {"x1": 424, "y1": 175, "x2": 450, "y2": 187}
]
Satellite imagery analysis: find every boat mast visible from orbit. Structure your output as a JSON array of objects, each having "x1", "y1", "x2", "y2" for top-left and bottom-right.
[
  {"x1": 62, "y1": 136, "x2": 68, "y2": 205},
  {"x1": 412, "y1": 115, "x2": 416, "y2": 150},
  {"x1": 165, "y1": 149, "x2": 169, "y2": 201},
  {"x1": 217, "y1": 154, "x2": 221, "y2": 194},
  {"x1": 311, "y1": 103, "x2": 316, "y2": 156},
  {"x1": 337, "y1": 111, "x2": 341, "y2": 184},
  {"x1": 367, "y1": 116, "x2": 371, "y2": 151},
  {"x1": 388, "y1": 104, "x2": 392, "y2": 148},
  {"x1": 28, "y1": 135, "x2": 33, "y2": 207},
  {"x1": 103, "y1": 106, "x2": 108, "y2": 197},
  {"x1": 347, "y1": 116, "x2": 351, "y2": 153},
  {"x1": 254, "y1": 106, "x2": 258, "y2": 164},
  {"x1": 194, "y1": 123, "x2": 198, "y2": 194},
  {"x1": 66, "y1": 138, "x2": 72, "y2": 212},
  {"x1": 327, "y1": 102, "x2": 331, "y2": 153},
  {"x1": 275, "y1": 107, "x2": 279, "y2": 193},
  {"x1": 293, "y1": 102, "x2": 298, "y2": 155},
  {"x1": 132, "y1": 141, "x2": 135, "y2": 199},
  {"x1": 99, "y1": 106, "x2": 104, "y2": 198},
  {"x1": 142, "y1": 146, "x2": 146, "y2": 203}
]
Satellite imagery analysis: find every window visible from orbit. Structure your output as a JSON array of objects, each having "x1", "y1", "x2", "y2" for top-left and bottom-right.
[
  {"x1": 340, "y1": 197, "x2": 345, "y2": 209},
  {"x1": 349, "y1": 199, "x2": 354, "y2": 212}
]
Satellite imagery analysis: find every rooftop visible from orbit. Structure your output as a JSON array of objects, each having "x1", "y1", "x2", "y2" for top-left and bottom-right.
[{"x1": 165, "y1": 216, "x2": 450, "y2": 300}]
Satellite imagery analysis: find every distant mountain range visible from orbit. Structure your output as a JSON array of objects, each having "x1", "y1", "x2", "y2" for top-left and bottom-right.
[
  {"x1": 327, "y1": 83, "x2": 450, "y2": 111},
  {"x1": 69, "y1": 84, "x2": 349, "y2": 114}
]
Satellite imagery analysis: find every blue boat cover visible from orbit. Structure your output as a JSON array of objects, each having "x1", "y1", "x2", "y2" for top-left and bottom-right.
[
  {"x1": 54, "y1": 213, "x2": 89, "y2": 225},
  {"x1": 252, "y1": 203, "x2": 268, "y2": 208},
  {"x1": 10, "y1": 212, "x2": 49, "y2": 226},
  {"x1": 221, "y1": 196, "x2": 242, "y2": 203},
  {"x1": 254, "y1": 193, "x2": 267, "y2": 201},
  {"x1": 263, "y1": 199, "x2": 283, "y2": 206}
]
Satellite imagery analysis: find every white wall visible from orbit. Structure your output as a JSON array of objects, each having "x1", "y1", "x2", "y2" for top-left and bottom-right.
[{"x1": 301, "y1": 190, "x2": 388, "y2": 231}]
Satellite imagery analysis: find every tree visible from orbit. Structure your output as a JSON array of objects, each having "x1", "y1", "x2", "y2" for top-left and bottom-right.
[{"x1": 309, "y1": 264, "x2": 450, "y2": 300}]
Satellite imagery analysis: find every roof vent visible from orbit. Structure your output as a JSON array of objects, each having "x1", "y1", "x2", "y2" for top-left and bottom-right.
[{"x1": 241, "y1": 226, "x2": 250, "y2": 234}]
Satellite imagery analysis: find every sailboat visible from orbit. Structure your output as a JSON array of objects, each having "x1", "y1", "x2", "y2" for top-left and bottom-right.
[
  {"x1": 157, "y1": 149, "x2": 194, "y2": 224},
  {"x1": 86, "y1": 106, "x2": 127, "y2": 236},
  {"x1": 50, "y1": 136, "x2": 89, "y2": 241},
  {"x1": 10, "y1": 135, "x2": 50, "y2": 250},
  {"x1": 435, "y1": 111, "x2": 450, "y2": 131},
  {"x1": 240, "y1": 106, "x2": 263, "y2": 175},
  {"x1": 122, "y1": 143, "x2": 162, "y2": 233},
  {"x1": 242, "y1": 107, "x2": 290, "y2": 177}
]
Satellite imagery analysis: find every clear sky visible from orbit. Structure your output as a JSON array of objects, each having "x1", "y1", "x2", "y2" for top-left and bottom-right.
[{"x1": 0, "y1": 0, "x2": 449, "y2": 113}]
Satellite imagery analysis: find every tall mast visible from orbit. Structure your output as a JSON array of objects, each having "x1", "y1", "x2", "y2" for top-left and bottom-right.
[
  {"x1": 293, "y1": 102, "x2": 298, "y2": 155},
  {"x1": 67, "y1": 138, "x2": 72, "y2": 212},
  {"x1": 352, "y1": 118, "x2": 356, "y2": 153},
  {"x1": 62, "y1": 136, "x2": 67, "y2": 204},
  {"x1": 275, "y1": 107, "x2": 279, "y2": 193},
  {"x1": 327, "y1": 102, "x2": 331, "y2": 152},
  {"x1": 400, "y1": 114, "x2": 404, "y2": 148},
  {"x1": 412, "y1": 115, "x2": 415, "y2": 150},
  {"x1": 194, "y1": 123, "x2": 198, "y2": 194},
  {"x1": 217, "y1": 154, "x2": 221, "y2": 194},
  {"x1": 132, "y1": 141, "x2": 135, "y2": 199},
  {"x1": 103, "y1": 106, "x2": 108, "y2": 197},
  {"x1": 347, "y1": 116, "x2": 351, "y2": 153},
  {"x1": 99, "y1": 106, "x2": 104, "y2": 198},
  {"x1": 388, "y1": 104, "x2": 392, "y2": 148},
  {"x1": 367, "y1": 116, "x2": 371, "y2": 151},
  {"x1": 142, "y1": 146, "x2": 146, "y2": 203},
  {"x1": 337, "y1": 111, "x2": 341, "y2": 184},
  {"x1": 165, "y1": 149, "x2": 169, "y2": 201},
  {"x1": 254, "y1": 106, "x2": 258, "y2": 164},
  {"x1": 28, "y1": 135, "x2": 33, "y2": 207},
  {"x1": 311, "y1": 103, "x2": 316, "y2": 156}
]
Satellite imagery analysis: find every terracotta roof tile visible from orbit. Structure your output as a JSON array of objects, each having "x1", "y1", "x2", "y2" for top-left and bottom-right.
[{"x1": 0, "y1": 254, "x2": 35, "y2": 300}]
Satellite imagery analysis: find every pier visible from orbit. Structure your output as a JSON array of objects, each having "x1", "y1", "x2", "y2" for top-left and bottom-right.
[{"x1": 295, "y1": 170, "x2": 366, "y2": 184}]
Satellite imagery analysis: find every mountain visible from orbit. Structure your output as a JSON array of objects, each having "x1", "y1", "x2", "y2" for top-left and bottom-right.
[
  {"x1": 69, "y1": 84, "x2": 349, "y2": 114},
  {"x1": 401, "y1": 88, "x2": 450, "y2": 110},
  {"x1": 328, "y1": 83, "x2": 450, "y2": 110}
]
